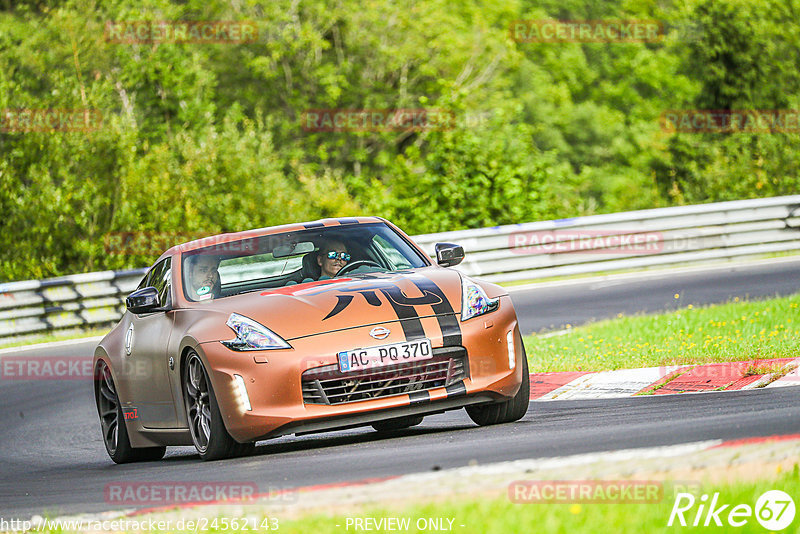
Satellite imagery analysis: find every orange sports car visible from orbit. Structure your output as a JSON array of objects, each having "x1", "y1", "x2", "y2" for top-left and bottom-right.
[{"x1": 94, "y1": 217, "x2": 529, "y2": 462}]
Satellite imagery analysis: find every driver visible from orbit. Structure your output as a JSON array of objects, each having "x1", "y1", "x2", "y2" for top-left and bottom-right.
[
  {"x1": 316, "y1": 240, "x2": 350, "y2": 280},
  {"x1": 186, "y1": 253, "x2": 221, "y2": 301}
]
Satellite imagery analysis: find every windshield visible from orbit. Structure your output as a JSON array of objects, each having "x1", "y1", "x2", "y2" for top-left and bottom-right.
[{"x1": 181, "y1": 222, "x2": 429, "y2": 302}]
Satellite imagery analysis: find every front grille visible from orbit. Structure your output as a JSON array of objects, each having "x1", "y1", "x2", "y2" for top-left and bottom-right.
[{"x1": 302, "y1": 346, "x2": 468, "y2": 405}]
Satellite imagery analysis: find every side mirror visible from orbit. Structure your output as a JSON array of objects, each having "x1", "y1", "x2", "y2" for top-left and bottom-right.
[
  {"x1": 126, "y1": 287, "x2": 161, "y2": 314},
  {"x1": 435, "y1": 242, "x2": 465, "y2": 267}
]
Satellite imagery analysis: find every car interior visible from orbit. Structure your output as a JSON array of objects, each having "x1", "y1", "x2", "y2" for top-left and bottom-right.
[{"x1": 214, "y1": 232, "x2": 392, "y2": 298}]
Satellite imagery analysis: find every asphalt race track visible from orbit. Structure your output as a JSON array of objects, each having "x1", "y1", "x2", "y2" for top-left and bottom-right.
[{"x1": 1, "y1": 259, "x2": 799, "y2": 518}]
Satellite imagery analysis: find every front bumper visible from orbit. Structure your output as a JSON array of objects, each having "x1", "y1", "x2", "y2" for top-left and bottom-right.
[{"x1": 197, "y1": 295, "x2": 523, "y2": 443}]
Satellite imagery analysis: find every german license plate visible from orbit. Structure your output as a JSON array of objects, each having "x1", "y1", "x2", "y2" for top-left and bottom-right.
[{"x1": 338, "y1": 338, "x2": 433, "y2": 373}]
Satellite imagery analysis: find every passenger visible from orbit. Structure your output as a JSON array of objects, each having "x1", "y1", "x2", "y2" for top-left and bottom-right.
[
  {"x1": 317, "y1": 240, "x2": 350, "y2": 279},
  {"x1": 187, "y1": 254, "x2": 221, "y2": 300}
]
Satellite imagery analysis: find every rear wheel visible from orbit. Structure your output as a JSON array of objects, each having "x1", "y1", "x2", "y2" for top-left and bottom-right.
[
  {"x1": 184, "y1": 351, "x2": 254, "y2": 460},
  {"x1": 95, "y1": 360, "x2": 166, "y2": 464},
  {"x1": 466, "y1": 348, "x2": 530, "y2": 426},
  {"x1": 372, "y1": 415, "x2": 424, "y2": 432}
]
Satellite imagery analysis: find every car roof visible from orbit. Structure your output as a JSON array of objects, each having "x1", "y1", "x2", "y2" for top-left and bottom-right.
[{"x1": 156, "y1": 217, "x2": 386, "y2": 261}]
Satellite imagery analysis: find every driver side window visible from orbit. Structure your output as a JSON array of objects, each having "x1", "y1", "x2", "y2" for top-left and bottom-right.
[{"x1": 140, "y1": 258, "x2": 172, "y2": 308}]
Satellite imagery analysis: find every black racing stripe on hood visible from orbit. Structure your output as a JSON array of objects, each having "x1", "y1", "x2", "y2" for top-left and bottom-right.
[
  {"x1": 380, "y1": 285, "x2": 426, "y2": 341},
  {"x1": 303, "y1": 222, "x2": 325, "y2": 229},
  {"x1": 411, "y1": 277, "x2": 462, "y2": 346}
]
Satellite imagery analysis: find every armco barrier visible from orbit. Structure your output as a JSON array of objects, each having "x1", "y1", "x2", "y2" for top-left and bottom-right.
[
  {"x1": 1, "y1": 196, "x2": 798, "y2": 340},
  {"x1": 0, "y1": 269, "x2": 147, "y2": 340},
  {"x1": 414, "y1": 195, "x2": 800, "y2": 283}
]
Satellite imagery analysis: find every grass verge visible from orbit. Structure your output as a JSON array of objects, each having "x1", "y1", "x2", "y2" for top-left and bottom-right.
[
  {"x1": 278, "y1": 471, "x2": 800, "y2": 534},
  {"x1": 523, "y1": 293, "x2": 800, "y2": 373}
]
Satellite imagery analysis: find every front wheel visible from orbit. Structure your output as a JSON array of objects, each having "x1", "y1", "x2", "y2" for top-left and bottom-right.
[
  {"x1": 466, "y1": 347, "x2": 530, "y2": 426},
  {"x1": 184, "y1": 351, "x2": 254, "y2": 461},
  {"x1": 95, "y1": 360, "x2": 165, "y2": 464}
]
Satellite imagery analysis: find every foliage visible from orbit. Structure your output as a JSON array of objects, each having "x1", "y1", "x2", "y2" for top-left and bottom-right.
[{"x1": 0, "y1": 0, "x2": 798, "y2": 280}]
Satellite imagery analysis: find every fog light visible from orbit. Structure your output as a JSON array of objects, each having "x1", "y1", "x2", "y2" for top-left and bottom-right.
[
  {"x1": 506, "y1": 330, "x2": 516, "y2": 370},
  {"x1": 233, "y1": 374, "x2": 252, "y2": 412}
]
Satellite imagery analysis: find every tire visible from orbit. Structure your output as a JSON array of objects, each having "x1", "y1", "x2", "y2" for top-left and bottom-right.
[
  {"x1": 95, "y1": 360, "x2": 166, "y2": 464},
  {"x1": 466, "y1": 345, "x2": 530, "y2": 426},
  {"x1": 372, "y1": 415, "x2": 424, "y2": 432},
  {"x1": 184, "y1": 351, "x2": 254, "y2": 461}
]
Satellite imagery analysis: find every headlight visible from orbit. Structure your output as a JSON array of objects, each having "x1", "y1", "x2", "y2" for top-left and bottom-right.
[
  {"x1": 221, "y1": 313, "x2": 291, "y2": 351},
  {"x1": 461, "y1": 277, "x2": 499, "y2": 321}
]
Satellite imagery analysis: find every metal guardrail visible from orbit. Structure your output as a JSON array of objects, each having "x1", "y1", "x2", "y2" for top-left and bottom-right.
[
  {"x1": 414, "y1": 195, "x2": 800, "y2": 283},
  {"x1": 0, "y1": 269, "x2": 147, "y2": 341},
  {"x1": 1, "y1": 195, "x2": 799, "y2": 341}
]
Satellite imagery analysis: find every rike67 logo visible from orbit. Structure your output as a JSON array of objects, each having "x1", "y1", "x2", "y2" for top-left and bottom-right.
[{"x1": 669, "y1": 490, "x2": 795, "y2": 530}]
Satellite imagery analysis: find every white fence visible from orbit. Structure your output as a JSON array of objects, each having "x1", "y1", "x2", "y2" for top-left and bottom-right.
[{"x1": 1, "y1": 195, "x2": 798, "y2": 340}]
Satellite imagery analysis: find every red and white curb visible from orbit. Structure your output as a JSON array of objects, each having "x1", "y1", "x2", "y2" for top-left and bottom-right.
[{"x1": 529, "y1": 357, "x2": 800, "y2": 400}]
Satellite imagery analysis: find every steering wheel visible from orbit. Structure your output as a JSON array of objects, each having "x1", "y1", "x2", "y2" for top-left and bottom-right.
[{"x1": 336, "y1": 260, "x2": 382, "y2": 276}]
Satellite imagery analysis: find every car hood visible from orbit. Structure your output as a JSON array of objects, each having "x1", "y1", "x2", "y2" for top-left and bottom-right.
[{"x1": 194, "y1": 267, "x2": 468, "y2": 341}]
